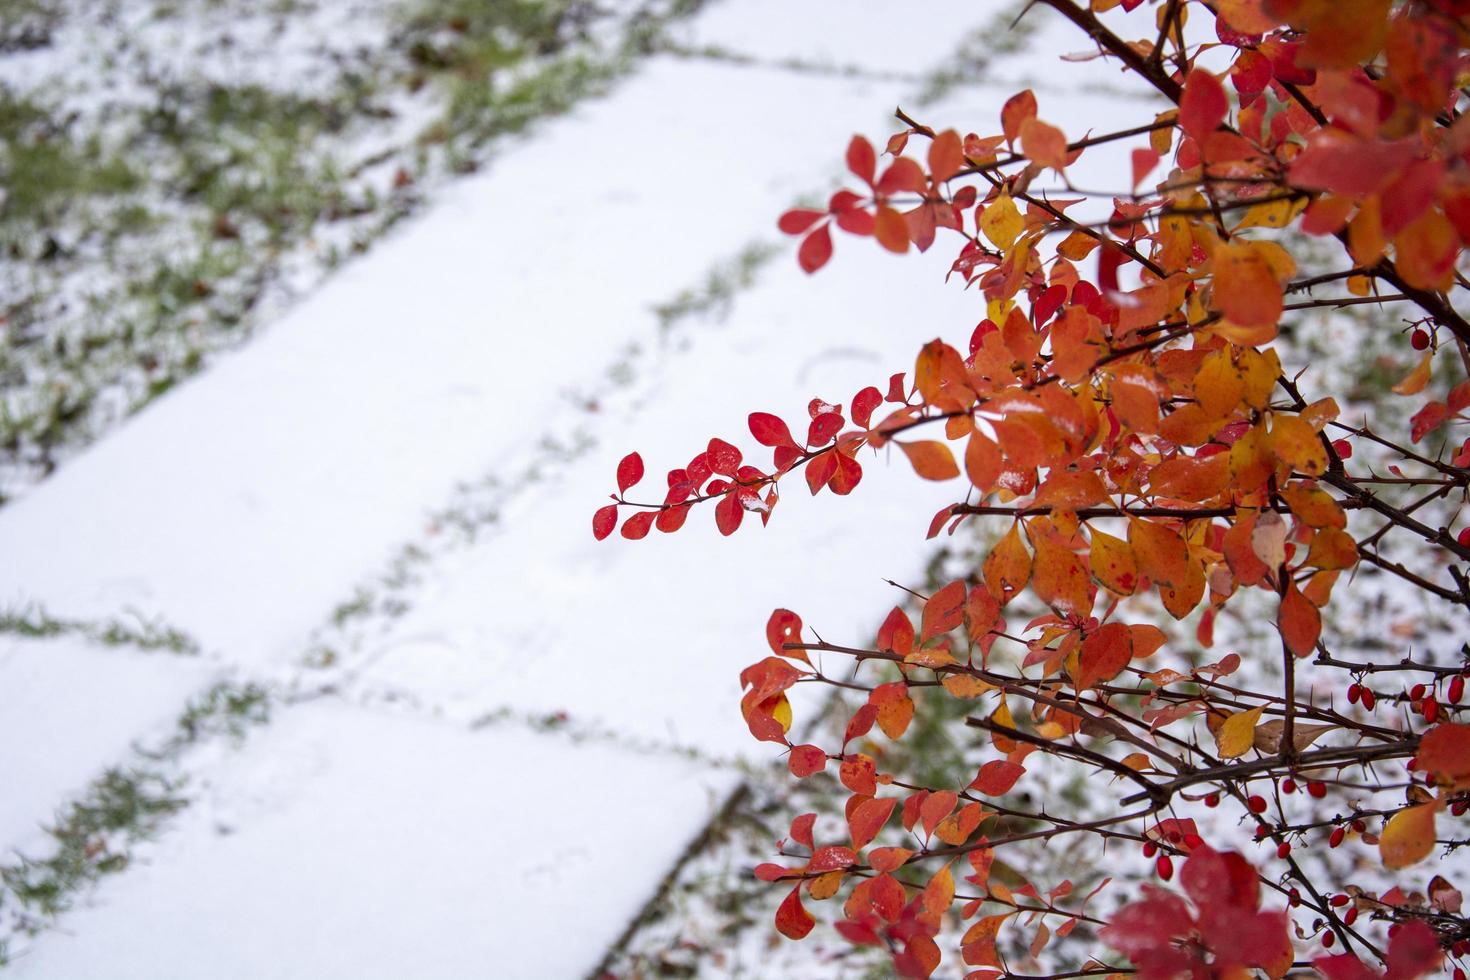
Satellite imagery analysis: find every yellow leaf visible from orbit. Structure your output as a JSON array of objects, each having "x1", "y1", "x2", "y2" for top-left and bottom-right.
[
  {"x1": 1393, "y1": 351, "x2": 1433, "y2": 396},
  {"x1": 1380, "y1": 803, "x2": 1437, "y2": 869},
  {"x1": 1216, "y1": 706, "x2": 1264, "y2": 758},
  {"x1": 942, "y1": 674, "x2": 994, "y2": 699},
  {"x1": 980, "y1": 193, "x2": 1024, "y2": 249},
  {"x1": 772, "y1": 694, "x2": 793, "y2": 733}
]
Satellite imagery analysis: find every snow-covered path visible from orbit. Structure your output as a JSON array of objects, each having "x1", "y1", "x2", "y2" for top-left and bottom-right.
[{"x1": 0, "y1": 4, "x2": 1155, "y2": 976}]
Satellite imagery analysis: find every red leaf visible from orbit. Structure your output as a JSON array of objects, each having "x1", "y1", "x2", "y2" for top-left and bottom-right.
[
  {"x1": 970, "y1": 760, "x2": 1025, "y2": 795},
  {"x1": 714, "y1": 494, "x2": 743, "y2": 536},
  {"x1": 616, "y1": 451, "x2": 644, "y2": 493},
  {"x1": 847, "y1": 135, "x2": 877, "y2": 184},
  {"x1": 799, "y1": 225, "x2": 833, "y2": 273},
  {"x1": 707, "y1": 437, "x2": 742, "y2": 475},
  {"x1": 921, "y1": 580, "x2": 967, "y2": 640},
  {"x1": 766, "y1": 608, "x2": 805, "y2": 659},
  {"x1": 1131, "y1": 148, "x2": 1160, "y2": 189},
  {"x1": 1385, "y1": 920, "x2": 1445, "y2": 978},
  {"x1": 829, "y1": 453, "x2": 863, "y2": 495},
  {"x1": 851, "y1": 386, "x2": 883, "y2": 428},
  {"x1": 849, "y1": 796, "x2": 898, "y2": 850},
  {"x1": 1180, "y1": 68, "x2": 1229, "y2": 139},
  {"x1": 778, "y1": 209, "x2": 825, "y2": 235},
  {"x1": 620, "y1": 511, "x2": 655, "y2": 540},
  {"x1": 805, "y1": 449, "x2": 838, "y2": 495},
  {"x1": 789, "y1": 743, "x2": 827, "y2": 778},
  {"x1": 877, "y1": 606, "x2": 915, "y2": 657},
  {"x1": 592, "y1": 504, "x2": 618, "y2": 540},
  {"x1": 876, "y1": 158, "x2": 926, "y2": 196},
  {"x1": 810, "y1": 845, "x2": 858, "y2": 872},
  {"x1": 791, "y1": 812, "x2": 816, "y2": 848},
  {"x1": 776, "y1": 886, "x2": 815, "y2": 940},
  {"x1": 750, "y1": 411, "x2": 798, "y2": 448}
]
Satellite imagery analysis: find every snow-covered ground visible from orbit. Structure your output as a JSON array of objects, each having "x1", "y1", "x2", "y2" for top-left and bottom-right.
[{"x1": 0, "y1": 1, "x2": 1153, "y2": 975}]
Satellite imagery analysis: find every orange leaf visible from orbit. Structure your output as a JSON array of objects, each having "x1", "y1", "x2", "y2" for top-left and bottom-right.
[
  {"x1": 1128, "y1": 518, "x2": 1190, "y2": 588},
  {"x1": 874, "y1": 206, "x2": 909, "y2": 254},
  {"x1": 1019, "y1": 117, "x2": 1068, "y2": 172},
  {"x1": 1417, "y1": 724, "x2": 1470, "y2": 789},
  {"x1": 869, "y1": 846, "x2": 913, "y2": 873},
  {"x1": 965, "y1": 432, "x2": 1002, "y2": 492},
  {"x1": 1032, "y1": 537, "x2": 1093, "y2": 616},
  {"x1": 984, "y1": 525, "x2": 1033, "y2": 603},
  {"x1": 899, "y1": 440, "x2": 960, "y2": 481},
  {"x1": 848, "y1": 796, "x2": 899, "y2": 850},
  {"x1": 871, "y1": 682, "x2": 915, "y2": 740},
  {"x1": 1213, "y1": 240, "x2": 1282, "y2": 328},
  {"x1": 1076, "y1": 622, "x2": 1133, "y2": 691},
  {"x1": 1000, "y1": 89, "x2": 1037, "y2": 146},
  {"x1": 1279, "y1": 581, "x2": 1320, "y2": 656}
]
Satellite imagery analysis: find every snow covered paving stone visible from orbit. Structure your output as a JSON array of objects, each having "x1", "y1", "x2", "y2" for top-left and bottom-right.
[
  {"x1": 0, "y1": 636, "x2": 221, "y2": 854},
  {"x1": 7, "y1": 703, "x2": 737, "y2": 980}
]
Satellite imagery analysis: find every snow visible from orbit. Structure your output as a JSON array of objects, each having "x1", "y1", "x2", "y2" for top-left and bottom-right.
[
  {"x1": 6, "y1": 703, "x2": 738, "y2": 980},
  {"x1": 0, "y1": 636, "x2": 220, "y2": 853},
  {"x1": 0, "y1": 0, "x2": 1235, "y2": 973}
]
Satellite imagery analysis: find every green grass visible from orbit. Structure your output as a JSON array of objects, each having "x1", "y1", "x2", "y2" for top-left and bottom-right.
[{"x1": 0, "y1": 0, "x2": 708, "y2": 499}]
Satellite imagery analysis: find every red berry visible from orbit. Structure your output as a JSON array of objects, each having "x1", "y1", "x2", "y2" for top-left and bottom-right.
[
  {"x1": 1330, "y1": 894, "x2": 1350, "y2": 907},
  {"x1": 1425, "y1": 698, "x2": 1440, "y2": 722},
  {"x1": 1329, "y1": 827, "x2": 1346, "y2": 848},
  {"x1": 1255, "y1": 824, "x2": 1271, "y2": 840},
  {"x1": 1332, "y1": 439, "x2": 1353, "y2": 459},
  {"x1": 1277, "y1": 842, "x2": 1292, "y2": 859},
  {"x1": 1204, "y1": 792, "x2": 1220, "y2": 808},
  {"x1": 1143, "y1": 841, "x2": 1158, "y2": 857},
  {"x1": 1307, "y1": 781, "x2": 1327, "y2": 798},
  {"x1": 1322, "y1": 930, "x2": 1336, "y2": 948},
  {"x1": 1459, "y1": 528, "x2": 1470, "y2": 548},
  {"x1": 1352, "y1": 819, "x2": 1366, "y2": 833},
  {"x1": 1453, "y1": 800, "x2": 1468, "y2": 816},
  {"x1": 1412, "y1": 683, "x2": 1427, "y2": 701},
  {"x1": 1344, "y1": 908, "x2": 1358, "y2": 926},
  {"x1": 1454, "y1": 969, "x2": 1465, "y2": 980},
  {"x1": 1412, "y1": 328, "x2": 1430, "y2": 350},
  {"x1": 1156, "y1": 855, "x2": 1173, "y2": 880},
  {"x1": 1282, "y1": 778, "x2": 1297, "y2": 794},
  {"x1": 1408, "y1": 756, "x2": 1419, "y2": 771},
  {"x1": 1347, "y1": 683, "x2": 1361, "y2": 705},
  {"x1": 1289, "y1": 888, "x2": 1301, "y2": 906},
  {"x1": 1362, "y1": 688, "x2": 1376, "y2": 710},
  {"x1": 1450, "y1": 676, "x2": 1464, "y2": 704},
  {"x1": 1249, "y1": 795, "x2": 1268, "y2": 813}
]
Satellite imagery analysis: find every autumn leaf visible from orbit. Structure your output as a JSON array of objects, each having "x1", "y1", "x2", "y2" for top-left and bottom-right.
[
  {"x1": 1216, "y1": 706, "x2": 1265, "y2": 758},
  {"x1": 899, "y1": 440, "x2": 960, "y2": 480},
  {"x1": 970, "y1": 760, "x2": 1025, "y2": 796},
  {"x1": 775, "y1": 886, "x2": 816, "y2": 939},
  {"x1": 1380, "y1": 803, "x2": 1437, "y2": 870},
  {"x1": 1279, "y1": 581, "x2": 1321, "y2": 657}
]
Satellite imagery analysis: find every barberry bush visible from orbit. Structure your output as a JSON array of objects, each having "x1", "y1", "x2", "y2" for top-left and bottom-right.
[{"x1": 598, "y1": 0, "x2": 1470, "y2": 975}]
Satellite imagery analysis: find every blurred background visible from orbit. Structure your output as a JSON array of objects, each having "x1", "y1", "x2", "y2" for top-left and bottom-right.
[{"x1": 0, "y1": 1, "x2": 1460, "y2": 977}]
